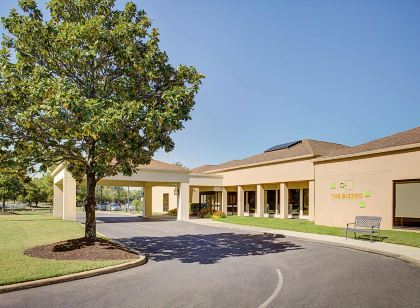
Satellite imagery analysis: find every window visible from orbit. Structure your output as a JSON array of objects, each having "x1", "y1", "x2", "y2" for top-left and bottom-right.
[
  {"x1": 303, "y1": 189, "x2": 309, "y2": 216},
  {"x1": 394, "y1": 180, "x2": 420, "y2": 228},
  {"x1": 246, "y1": 191, "x2": 256, "y2": 213},
  {"x1": 288, "y1": 189, "x2": 300, "y2": 216},
  {"x1": 163, "y1": 193, "x2": 169, "y2": 212},
  {"x1": 266, "y1": 190, "x2": 276, "y2": 214}
]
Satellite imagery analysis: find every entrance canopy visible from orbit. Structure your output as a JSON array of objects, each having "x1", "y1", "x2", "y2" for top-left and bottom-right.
[{"x1": 51, "y1": 160, "x2": 223, "y2": 222}]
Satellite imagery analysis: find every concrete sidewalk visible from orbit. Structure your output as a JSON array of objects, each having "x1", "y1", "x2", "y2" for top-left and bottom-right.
[{"x1": 189, "y1": 219, "x2": 420, "y2": 266}]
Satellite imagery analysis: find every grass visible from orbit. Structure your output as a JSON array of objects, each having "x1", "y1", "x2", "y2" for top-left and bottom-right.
[
  {"x1": 0, "y1": 212, "x2": 129, "y2": 286},
  {"x1": 215, "y1": 216, "x2": 420, "y2": 248}
]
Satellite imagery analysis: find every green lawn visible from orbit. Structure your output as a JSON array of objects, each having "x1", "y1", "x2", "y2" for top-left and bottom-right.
[
  {"x1": 215, "y1": 216, "x2": 420, "y2": 248},
  {"x1": 0, "y1": 213, "x2": 128, "y2": 286}
]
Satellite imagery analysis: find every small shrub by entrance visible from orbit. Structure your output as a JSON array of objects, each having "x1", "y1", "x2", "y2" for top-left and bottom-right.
[
  {"x1": 190, "y1": 203, "x2": 202, "y2": 215},
  {"x1": 212, "y1": 211, "x2": 226, "y2": 219},
  {"x1": 167, "y1": 208, "x2": 177, "y2": 216},
  {"x1": 197, "y1": 208, "x2": 215, "y2": 218}
]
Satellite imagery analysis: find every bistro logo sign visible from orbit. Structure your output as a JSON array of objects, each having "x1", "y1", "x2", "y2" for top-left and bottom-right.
[
  {"x1": 330, "y1": 193, "x2": 363, "y2": 200},
  {"x1": 329, "y1": 180, "x2": 371, "y2": 208}
]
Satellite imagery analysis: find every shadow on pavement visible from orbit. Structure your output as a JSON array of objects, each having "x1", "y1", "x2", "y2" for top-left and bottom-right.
[{"x1": 118, "y1": 232, "x2": 302, "y2": 264}]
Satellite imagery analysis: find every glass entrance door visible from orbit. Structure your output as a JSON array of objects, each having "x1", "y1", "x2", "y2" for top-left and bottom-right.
[
  {"x1": 227, "y1": 192, "x2": 237, "y2": 215},
  {"x1": 200, "y1": 192, "x2": 221, "y2": 211}
]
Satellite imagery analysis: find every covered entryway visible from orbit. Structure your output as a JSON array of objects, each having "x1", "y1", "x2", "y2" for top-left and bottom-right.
[{"x1": 51, "y1": 161, "x2": 192, "y2": 222}]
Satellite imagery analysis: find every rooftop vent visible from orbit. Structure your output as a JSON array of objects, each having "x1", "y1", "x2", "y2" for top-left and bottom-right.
[{"x1": 264, "y1": 140, "x2": 302, "y2": 153}]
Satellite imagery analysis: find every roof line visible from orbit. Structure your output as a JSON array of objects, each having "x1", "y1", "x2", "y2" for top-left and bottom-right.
[
  {"x1": 189, "y1": 173, "x2": 224, "y2": 178},
  {"x1": 205, "y1": 154, "x2": 316, "y2": 173},
  {"x1": 313, "y1": 142, "x2": 420, "y2": 163},
  {"x1": 136, "y1": 167, "x2": 191, "y2": 174}
]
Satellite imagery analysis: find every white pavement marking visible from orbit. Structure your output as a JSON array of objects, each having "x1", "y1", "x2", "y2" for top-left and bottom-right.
[{"x1": 258, "y1": 269, "x2": 284, "y2": 308}]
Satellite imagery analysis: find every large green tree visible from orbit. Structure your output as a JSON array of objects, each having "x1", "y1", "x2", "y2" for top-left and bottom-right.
[
  {"x1": 22, "y1": 174, "x2": 53, "y2": 207},
  {"x1": 0, "y1": 174, "x2": 24, "y2": 211},
  {"x1": 0, "y1": 0, "x2": 203, "y2": 240}
]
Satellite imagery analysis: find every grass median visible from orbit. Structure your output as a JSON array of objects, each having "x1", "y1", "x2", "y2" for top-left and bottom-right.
[
  {"x1": 215, "y1": 216, "x2": 420, "y2": 248},
  {"x1": 0, "y1": 213, "x2": 129, "y2": 286}
]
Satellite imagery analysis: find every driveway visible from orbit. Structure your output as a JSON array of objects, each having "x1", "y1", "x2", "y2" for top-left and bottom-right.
[{"x1": 1, "y1": 212, "x2": 420, "y2": 308}]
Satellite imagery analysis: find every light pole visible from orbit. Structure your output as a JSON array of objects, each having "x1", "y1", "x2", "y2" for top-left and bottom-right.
[
  {"x1": 100, "y1": 186, "x2": 103, "y2": 205},
  {"x1": 127, "y1": 186, "x2": 130, "y2": 212}
]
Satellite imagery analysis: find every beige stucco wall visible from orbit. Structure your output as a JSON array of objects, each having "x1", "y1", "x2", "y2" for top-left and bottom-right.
[
  {"x1": 217, "y1": 159, "x2": 315, "y2": 186},
  {"x1": 314, "y1": 149, "x2": 420, "y2": 229},
  {"x1": 152, "y1": 186, "x2": 178, "y2": 213}
]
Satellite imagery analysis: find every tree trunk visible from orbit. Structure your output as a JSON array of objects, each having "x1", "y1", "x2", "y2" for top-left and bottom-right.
[
  {"x1": 2, "y1": 197, "x2": 5, "y2": 212},
  {"x1": 85, "y1": 171, "x2": 97, "y2": 241}
]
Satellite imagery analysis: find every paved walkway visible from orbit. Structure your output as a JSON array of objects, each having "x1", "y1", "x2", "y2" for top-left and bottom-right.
[{"x1": 190, "y1": 219, "x2": 420, "y2": 265}]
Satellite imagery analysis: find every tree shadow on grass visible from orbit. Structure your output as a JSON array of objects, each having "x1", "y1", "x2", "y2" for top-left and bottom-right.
[{"x1": 118, "y1": 232, "x2": 302, "y2": 264}]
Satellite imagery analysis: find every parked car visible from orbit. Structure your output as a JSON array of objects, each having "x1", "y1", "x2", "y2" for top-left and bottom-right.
[
  {"x1": 109, "y1": 203, "x2": 121, "y2": 211},
  {"x1": 96, "y1": 203, "x2": 108, "y2": 211}
]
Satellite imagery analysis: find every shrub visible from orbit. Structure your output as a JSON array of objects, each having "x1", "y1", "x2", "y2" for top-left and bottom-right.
[
  {"x1": 212, "y1": 211, "x2": 226, "y2": 219},
  {"x1": 190, "y1": 203, "x2": 202, "y2": 215},
  {"x1": 167, "y1": 208, "x2": 177, "y2": 216},
  {"x1": 197, "y1": 207, "x2": 215, "y2": 218}
]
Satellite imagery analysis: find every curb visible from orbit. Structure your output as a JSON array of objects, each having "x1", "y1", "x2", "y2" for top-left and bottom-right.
[
  {"x1": 191, "y1": 220, "x2": 420, "y2": 268},
  {"x1": 0, "y1": 238, "x2": 147, "y2": 294},
  {"x1": 279, "y1": 234, "x2": 420, "y2": 268}
]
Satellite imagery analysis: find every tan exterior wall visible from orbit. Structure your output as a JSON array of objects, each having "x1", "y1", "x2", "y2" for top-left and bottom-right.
[
  {"x1": 152, "y1": 186, "x2": 178, "y2": 213},
  {"x1": 217, "y1": 159, "x2": 314, "y2": 186},
  {"x1": 314, "y1": 150, "x2": 420, "y2": 229}
]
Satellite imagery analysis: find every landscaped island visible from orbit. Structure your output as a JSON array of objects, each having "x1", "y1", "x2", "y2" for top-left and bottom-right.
[{"x1": 0, "y1": 212, "x2": 139, "y2": 286}]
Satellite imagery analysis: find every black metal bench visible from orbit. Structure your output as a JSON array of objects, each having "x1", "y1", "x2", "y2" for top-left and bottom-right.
[{"x1": 346, "y1": 216, "x2": 381, "y2": 243}]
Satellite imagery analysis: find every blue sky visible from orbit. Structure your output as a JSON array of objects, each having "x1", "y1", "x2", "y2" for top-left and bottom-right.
[{"x1": 1, "y1": 1, "x2": 420, "y2": 168}]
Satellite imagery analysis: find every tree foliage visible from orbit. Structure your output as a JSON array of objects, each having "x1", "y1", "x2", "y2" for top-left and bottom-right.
[
  {"x1": 0, "y1": 174, "x2": 24, "y2": 211},
  {"x1": 0, "y1": 0, "x2": 204, "y2": 239},
  {"x1": 22, "y1": 174, "x2": 53, "y2": 206}
]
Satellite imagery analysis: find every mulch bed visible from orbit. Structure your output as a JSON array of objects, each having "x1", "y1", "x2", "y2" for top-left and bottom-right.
[
  {"x1": 24, "y1": 238, "x2": 139, "y2": 261},
  {"x1": 0, "y1": 212, "x2": 13, "y2": 215}
]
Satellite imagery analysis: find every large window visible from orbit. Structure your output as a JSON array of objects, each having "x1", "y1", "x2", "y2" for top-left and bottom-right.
[{"x1": 394, "y1": 180, "x2": 420, "y2": 228}]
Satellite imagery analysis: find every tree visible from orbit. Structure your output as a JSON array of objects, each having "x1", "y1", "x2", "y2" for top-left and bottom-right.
[
  {"x1": 38, "y1": 174, "x2": 53, "y2": 204},
  {"x1": 0, "y1": 174, "x2": 24, "y2": 211},
  {"x1": 23, "y1": 179, "x2": 46, "y2": 207},
  {"x1": 19, "y1": 174, "x2": 52, "y2": 207},
  {"x1": 0, "y1": 0, "x2": 204, "y2": 240},
  {"x1": 131, "y1": 199, "x2": 142, "y2": 213}
]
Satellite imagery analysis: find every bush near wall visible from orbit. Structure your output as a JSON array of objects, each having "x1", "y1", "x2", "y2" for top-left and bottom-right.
[
  {"x1": 167, "y1": 208, "x2": 177, "y2": 216},
  {"x1": 190, "y1": 203, "x2": 203, "y2": 215},
  {"x1": 212, "y1": 211, "x2": 226, "y2": 219},
  {"x1": 197, "y1": 208, "x2": 216, "y2": 218}
]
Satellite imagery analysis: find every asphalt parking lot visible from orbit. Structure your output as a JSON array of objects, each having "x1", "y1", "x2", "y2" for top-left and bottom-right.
[{"x1": 2, "y1": 212, "x2": 420, "y2": 308}]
